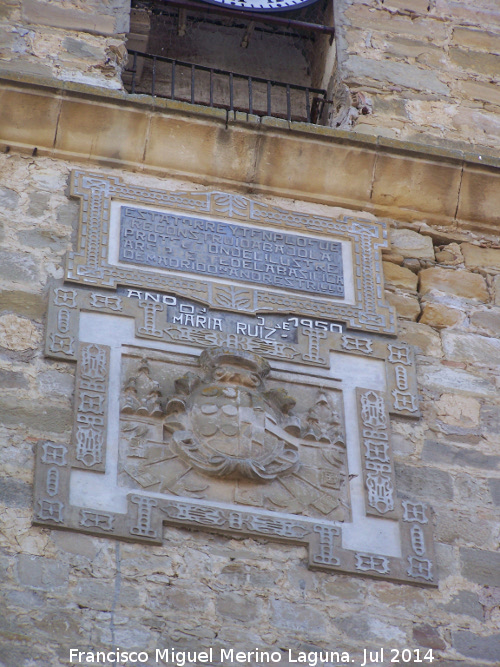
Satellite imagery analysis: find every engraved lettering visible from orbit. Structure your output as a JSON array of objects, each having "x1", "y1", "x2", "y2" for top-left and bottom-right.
[{"x1": 119, "y1": 208, "x2": 344, "y2": 298}]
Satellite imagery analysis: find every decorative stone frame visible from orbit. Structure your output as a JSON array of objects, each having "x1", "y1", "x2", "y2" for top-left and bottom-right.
[
  {"x1": 35, "y1": 170, "x2": 436, "y2": 587},
  {"x1": 66, "y1": 170, "x2": 396, "y2": 335}
]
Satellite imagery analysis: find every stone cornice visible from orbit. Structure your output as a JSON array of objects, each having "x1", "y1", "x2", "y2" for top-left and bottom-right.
[{"x1": 1, "y1": 72, "x2": 499, "y2": 237}]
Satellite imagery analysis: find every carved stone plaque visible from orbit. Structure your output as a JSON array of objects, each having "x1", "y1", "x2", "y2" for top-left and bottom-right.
[
  {"x1": 119, "y1": 207, "x2": 345, "y2": 297},
  {"x1": 35, "y1": 170, "x2": 437, "y2": 587}
]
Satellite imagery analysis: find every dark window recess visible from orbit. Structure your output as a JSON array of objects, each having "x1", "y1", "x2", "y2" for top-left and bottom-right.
[{"x1": 124, "y1": 0, "x2": 335, "y2": 124}]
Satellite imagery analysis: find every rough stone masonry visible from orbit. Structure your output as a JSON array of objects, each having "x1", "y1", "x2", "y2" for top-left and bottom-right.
[{"x1": 0, "y1": 1, "x2": 499, "y2": 666}]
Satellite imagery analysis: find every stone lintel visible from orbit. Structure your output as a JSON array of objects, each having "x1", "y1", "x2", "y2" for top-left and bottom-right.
[{"x1": 0, "y1": 74, "x2": 499, "y2": 236}]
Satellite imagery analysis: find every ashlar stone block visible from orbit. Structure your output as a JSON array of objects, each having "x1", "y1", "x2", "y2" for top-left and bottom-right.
[
  {"x1": 383, "y1": 262, "x2": 418, "y2": 291},
  {"x1": 390, "y1": 229, "x2": 435, "y2": 261},
  {"x1": 419, "y1": 266, "x2": 489, "y2": 302},
  {"x1": 461, "y1": 242, "x2": 500, "y2": 271},
  {"x1": 419, "y1": 303, "x2": 465, "y2": 329}
]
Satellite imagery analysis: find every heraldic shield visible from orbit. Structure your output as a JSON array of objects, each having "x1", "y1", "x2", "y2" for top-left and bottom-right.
[{"x1": 164, "y1": 347, "x2": 301, "y2": 482}]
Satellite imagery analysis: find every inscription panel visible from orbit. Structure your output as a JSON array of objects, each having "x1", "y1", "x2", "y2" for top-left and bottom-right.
[
  {"x1": 118, "y1": 288, "x2": 343, "y2": 342},
  {"x1": 119, "y1": 207, "x2": 345, "y2": 298}
]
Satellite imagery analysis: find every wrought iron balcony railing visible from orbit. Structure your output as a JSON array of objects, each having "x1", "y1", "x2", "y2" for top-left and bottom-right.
[{"x1": 124, "y1": 50, "x2": 331, "y2": 124}]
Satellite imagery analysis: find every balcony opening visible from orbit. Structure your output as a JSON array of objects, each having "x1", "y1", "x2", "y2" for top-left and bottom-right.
[{"x1": 124, "y1": 0, "x2": 336, "y2": 125}]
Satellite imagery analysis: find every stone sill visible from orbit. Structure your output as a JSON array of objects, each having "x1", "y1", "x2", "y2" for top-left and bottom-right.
[{"x1": 1, "y1": 71, "x2": 499, "y2": 236}]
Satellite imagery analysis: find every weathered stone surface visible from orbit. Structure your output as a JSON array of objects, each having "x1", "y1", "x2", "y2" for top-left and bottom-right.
[
  {"x1": 390, "y1": 228, "x2": 435, "y2": 260},
  {"x1": 435, "y1": 393, "x2": 480, "y2": 426},
  {"x1": 494, "y1": 275, "x2": 500, "y2": 306},
  {"x1": 461, "y1": 80, "x2": 500, "y2": 108},
  {"x1": 27, "y1": 192, "x2": 50, "y2": 218},
  {"x1": 0, "y1": 290, "x2": 46, "y2": 320},
  {"x1": 17, "y1": 228, "x2": 67, "y2": 253},
  {"x1": 17, "y1": 554, "x2": 69, "y2": 590},
  {"x1": 420, "y1": 366, "x2": 496, "y2": 396},
  {"x1": 216, "y1": 593, "x2": 260, "y2": 622},
  {"x1": 489, "y1": 478, "x2": 500, "y2": 506},
  {"x1": 345, "y1": 57, "x2": 450, "y2": 94},
  {"x1": 0, "y1": 250, "x2": 39, "y2": 285},
  {"x1": 344, "y1": 6, "x2": 449, "y2": 41},
  {"x1": 441, "y1": 591, "x2": 484, "y2": 620},
  {"x1": 453, "y1": 109, "x2": 500, "y2": 146},
  {"x1": 395, "y1": 463, "x2": 454, "y2": 501},
  {"x1": 460, "y1": 548, "x2": 500, "y2": 586},
  {"x1": 72, "y1": 580, "x2": 115, "y2": 612},
  {"x1": 0, "y1": 314, "x2": 40, "y2": 351},
  {"x1": 385, "y1": 291, "x2": 420, "y2": 320},
  {"x1": 36, "y1": 369, "x2": 74, "y2": 397},
  {"x1": 22, "y1": 0, "x2": 128, "y2": 35},
  {"x1": 0, "y1": 368, "x2": 29, "y2": 389},
  {"x1": 461, "y1": 243, "x2": 500, "y2": 271},
  {"x1": 423, "y1": 439, "x2": 500, "y2": 470},
  {"x1": 398, "y1": 321, "x2": 443, "y2": 357},
  {"x1": 450, "y1": 47, "x2": 500, "y2": 78},
  {"x1": 442, "y1": 331, "x2": 500, "y2": 367},
  {"x1": 272, "y1": 600, "x2": 326, "y2": 634},
  {"x1": 51, "y1": 530, "x2": 97, "y2": 559},
  {"x1": 73, "y1": 579, "x2": 140, "y2": 612},
  {"x1": 437, "y1": 509, "x2": 496, "y2": 549},
  {"x1": 383, "y1": 262, "x2": 418, "y2": 290},
  {"x1": 0, "y1": 0, "x2": 21, "y2": 21},
  {"x1": 0, "y1": 397, "x2": 72, "y2": 432},
  {"x1": 481, "y1": 404, "x2": 500, "y2": 433},
  {"x1": 413, "y1": 624, "x2": 446, "y2": 650},
  {"x1": 453, "y1": 630, "x2": 500, "y2": 663},
  {"x1": 452, "y1": 27, "x2": 500, "y2": 53},
  {"x1": 435, "y1": 243, "x2": 463, "y2": 266},
  {"x1": 56, "y1": 201, "x2": 80, "y2": 227},
  {"x1": 380, "y1": 35, "x2": 443, "y2": 68},
  {"x1": 0, "y1": 477, "x2": 32, "y2": 509},
  {"x1": 384, "y1": 0, "x2": 431, "y2": 13},
  {"x1": 458, "y1": 164, "x2": 500, "y2": 230},
  {"x1": 381, "y1": 251, "x2": 404, "y2": 265},
  {"x1": 470, "y1": 309, "x2": 500, "y2": 336},
  {"x1": 0, "y1": 185, "x2": 20, "y2": 210},
  {"x1": 419, "y1": 267, "x2": 489, "y2": 302},
  {"x1": 419, "y1": 302, "x2": 464, "y2": 328},
  {"x1": 371, "y1": 153, "x2": 461, "y2": 217},
  {"x1": 402, "y1": 258, "x2": 421, "y2": 273}
]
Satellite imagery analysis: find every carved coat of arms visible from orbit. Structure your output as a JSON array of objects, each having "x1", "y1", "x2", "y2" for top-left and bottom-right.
[{"x1": 164, "y1": 347, "x2": 300, "y2": 481}]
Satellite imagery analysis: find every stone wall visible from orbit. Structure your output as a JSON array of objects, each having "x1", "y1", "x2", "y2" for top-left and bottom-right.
[
  {"x1": 334, "y1": 0, "x2": 500, "y2": 150},
  {"x1": 1, "y1": 151, "x2": 499, "y2": 665},
  {"x1": 0, "y1": 0, "x2": 130, "y2": 88},
  {"x1": 2, "y1": 0, "x2": 500, "y2": 147}
]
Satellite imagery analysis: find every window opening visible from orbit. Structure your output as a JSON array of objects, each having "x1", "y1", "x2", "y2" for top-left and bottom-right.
[{"x1": 125, "y1": 0, "x2": 336, "y2": 124}]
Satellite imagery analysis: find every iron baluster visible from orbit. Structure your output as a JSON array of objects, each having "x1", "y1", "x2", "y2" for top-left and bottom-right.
[
  {"x1": 131, "y1": 51, "x2": 137, "y2": 94},
  {"x1": 152, "y1": 56, "x2": 157, "y2": 97},
  {"x1": 124, "y1": 51, "x2": 331, "y2": 125}
]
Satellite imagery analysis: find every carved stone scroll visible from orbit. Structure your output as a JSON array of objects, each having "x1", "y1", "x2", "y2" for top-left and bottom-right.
[
  {"x1": 357, "y1": 388, "x2": 399, "y2": 520},
  {"x1": 71, "y1": 343, "x2": 110, "y2": 472}
]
